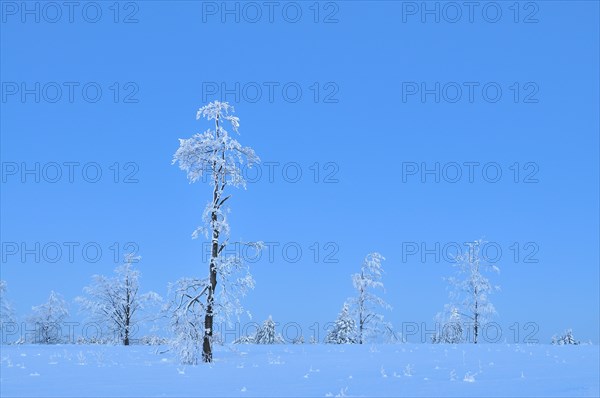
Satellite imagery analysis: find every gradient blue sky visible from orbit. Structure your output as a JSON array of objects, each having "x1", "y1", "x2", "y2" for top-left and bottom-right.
[{"x1": 1, "y1": 1, "x2": 599, "y2": 343}]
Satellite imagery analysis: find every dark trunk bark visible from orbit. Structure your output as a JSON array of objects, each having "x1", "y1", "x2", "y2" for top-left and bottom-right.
[
  {"x1": 358, "y1": 275, "x2": 364, "y2": 344},
  {"x1": 473, "y1": 299, "x2": 478, "y2": 344},
  {"x1": 124, "y1": 277, "x2": 131, "y2": 346},
  {"x1": 202, "y1": 249, "x2": 217, "y2": 362},
  {"x1": 203, "y1": 191, "x2": 219, "y2": 362},
  {"x1": 203, "y1": 115, "x2": 220, "y2": 363}
]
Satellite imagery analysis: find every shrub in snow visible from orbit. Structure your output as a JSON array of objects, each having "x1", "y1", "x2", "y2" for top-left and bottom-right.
[
  {"x1": 292, "y1": 336, "x2": 305, "y2": 344},
  {"x1": 138, "y1": 335, "x2": 169, "y2": 346},
  {"x1": 167, "y1": 278, "x2": 206, "y2": 364},
  {"x1": 233, "y1": 335, "x2": 255, "y2": 344},
  {"x1": 76, "y1": 336, "x2": 110, "y2": 345},
  {"x1": 552, "y1": 329, "x2": 580, "y2": 345},
  {"x1": 325, "y1": 303, "x2": 357, "y2": 344}
]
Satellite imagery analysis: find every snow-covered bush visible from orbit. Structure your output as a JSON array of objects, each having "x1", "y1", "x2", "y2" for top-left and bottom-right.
[
  {"x1": 552, "y1": 329, "x2": 580, "y2": 345},
  {"x1": 325, "y1": 303, "x2": 357, "y2": 344},
  {"x1": 167, "y1": 278, "x2": 207, "y2": 364},
  {"x1": 292, "y1": 336, "x2": 304, "y2": 344},
  {"x1": 138, "y1": 335, "x2": 169, "y2": 346},
  {"x1": 76, "y1": 336, "x2": 111, "y2": 345},
  {"x1": 233, "y1": 335, "x2": 255, "y2": 344}
]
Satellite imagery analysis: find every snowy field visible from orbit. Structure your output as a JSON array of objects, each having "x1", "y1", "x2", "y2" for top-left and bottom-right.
[{"x1": 0, "y1": 344, "x2": 598, "y2": 397}]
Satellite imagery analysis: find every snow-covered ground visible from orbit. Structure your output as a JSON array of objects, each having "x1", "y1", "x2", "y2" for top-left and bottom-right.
[{"x1": 1, "y1": 344, "x2": 598, "y2": 397}]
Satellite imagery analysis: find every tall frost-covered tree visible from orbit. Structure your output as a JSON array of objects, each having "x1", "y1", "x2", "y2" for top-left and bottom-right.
[
  {"x1": 445, "y1": 240, "x2": 500, "y2": 344},
  {"x1": 347, "y1": 253, "x2": 391, "y2": 344},
  {"x1": 77, "y1": 254, "x2": 161, "y2": 345},
  {"x1": 172, "y1": 101, "x2": 260, "y2": 363},
  {"x1": 325, "y1": 303, "x2": 357, "y2": 344},
  {"x1": 28, "y1": 291, "x2": 69, "y2": 344},
  {"x1": 0, "y1": 280, "x2": 15, "y2": 327}
]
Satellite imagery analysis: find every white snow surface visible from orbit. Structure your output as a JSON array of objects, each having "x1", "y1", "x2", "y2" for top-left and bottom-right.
[{"x1": 0, "y1": 343, "x2": 598, "y2": 397}]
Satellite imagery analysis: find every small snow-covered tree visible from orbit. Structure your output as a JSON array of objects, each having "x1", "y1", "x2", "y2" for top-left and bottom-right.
[
  {"x1": 445, "y1": 240, "x2": 499, "y2": 344},
  {"x1": 0, "y1": 280, "x2": 15, "y2": 327},
  {"x1": 432, "y1": 307, "x2": 463, "y2": 344},
  {"x1": 28, "y1": 291, "x2": 69, "y2": 344},
  {"x1": 232, "y1": 316, "x2": 285, "y2": 344},
  {"x1": 172, "y1": 101, "x2": 260, "y2": 363},
  {"x1": 552, "y1": 329, "x2": 580, "y2": 345},
  {"x1": 77, "y1": 254, "x2": 161, "y2": 345},
  {"x1": 255, "y1": 316, "x2": 284, "y2": 344},
  {"x1": 347, "y1": 253, "x2": 391, "y2": 344},
  {"x1": 325, "y1": 303, "x2": 357, "y2": 344},
  {"x1": 293, "y1": 335, "x2": 304, "y2": 344}
]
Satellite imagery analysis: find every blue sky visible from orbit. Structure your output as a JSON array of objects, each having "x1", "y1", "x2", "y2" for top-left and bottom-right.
[{"x1": 1, "y1": 1, "x2": 599, "y2": 344}]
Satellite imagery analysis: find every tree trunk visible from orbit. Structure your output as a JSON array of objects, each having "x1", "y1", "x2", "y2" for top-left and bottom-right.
[
  {"x1": 203, "y1": 198, "x2": 219, "y2": 362},
  {"x1": 358, "y1": 281, "x2": 364, "y2": 344},
  {"x1": 124, "y1": 316, "x2": 130, "y2": 346},
  {"x1": 359, "y1": 314, "x2": 363, "y2": 344},
  {"x1": 203, "y1": 125, "x2": 221, "y2": 363},
  {"x1": 124, "y1": 282, "x2": 130, "y2": 346},
  {"x1": 203, "y1": 254, "x2": 217, "y2": 362},
  {"x1": 473, "y1": 301, "x2": 478, "y2": 344}
]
